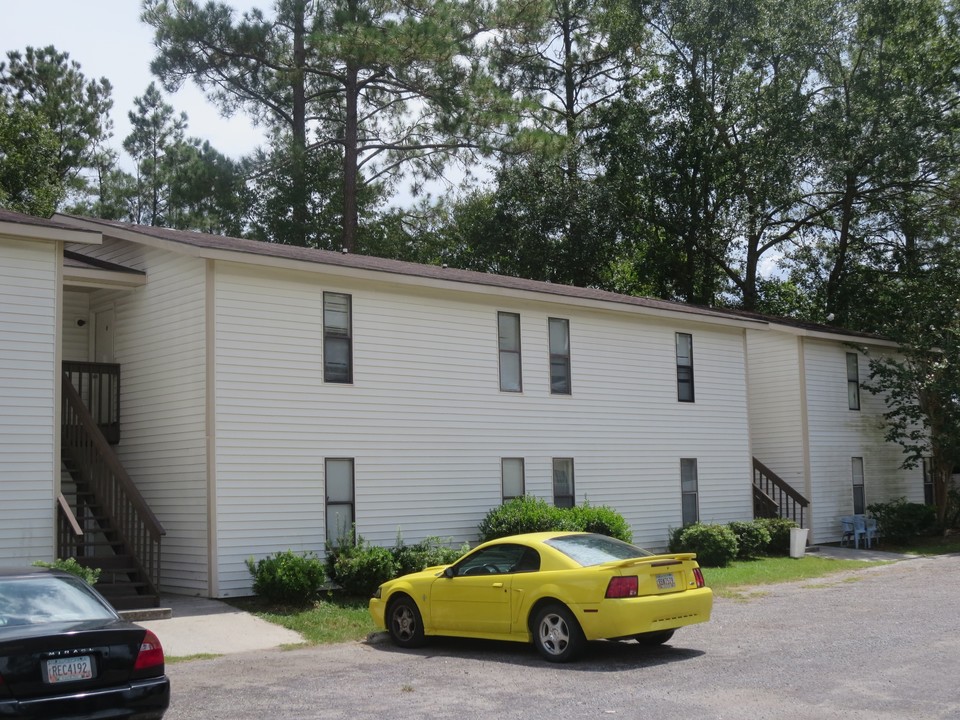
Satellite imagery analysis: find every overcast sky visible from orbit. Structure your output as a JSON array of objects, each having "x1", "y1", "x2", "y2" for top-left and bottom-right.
[{"x1": 0, "y1": 0, "x2": 266, "y2": 160}]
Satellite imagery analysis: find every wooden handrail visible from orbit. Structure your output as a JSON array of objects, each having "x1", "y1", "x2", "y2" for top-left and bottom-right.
[
  {"x1": 61, "y1": 372, "x2": 164, "y2": 595},
  {"x1": 57, "y1": 492, "x2": 83, "y2": 537},
  {"x1": 752, "y1": 458, "x2": 809, "y2": 529}
]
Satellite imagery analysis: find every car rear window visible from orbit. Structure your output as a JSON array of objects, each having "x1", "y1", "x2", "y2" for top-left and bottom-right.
[
  {"x1": 0, "y1": 575, "x2": 117, "y2": 627},
  {"x1": 546, "y1": 534, "x2": 654, "y2": 567}
]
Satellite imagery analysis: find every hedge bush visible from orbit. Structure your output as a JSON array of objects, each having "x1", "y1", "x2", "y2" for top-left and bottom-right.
[
  {"x1": 867, "y1": 498, "x2": 938, "y2": 544},
  {"x1": 332, "y1": 539, "x2": 397, "y2": 596},
  {"x1": 245, "y1": 550, "x2": 326, "y2": 604},
  {"x1": 477, "y1": 496, "x2": 632, "y2": 543},
  {"x1": 754, "y1": 517, "x2": 798, "y2": 556},
  {"x1": 391, "y1": 535, "x2": 465, "y2": 577},
  {"x1": 32, "y1": 558, "x2": 101, "y2": 586},
  {"x1": 668, "y1": 523, "x2": 739, "y2": 567},
  {"x1": 727, "y1": 520, "x2": 772, "y2": 559}
]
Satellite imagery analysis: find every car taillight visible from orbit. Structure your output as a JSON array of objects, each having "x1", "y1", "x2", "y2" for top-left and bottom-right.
[
  {"x1": 605, "y1": 576, "x2": 638, "y2": 598},
  {"x1": 134, "y1": 629, "x2": 165, "y2": 671},
  {"x1": 693, "y1": 567, "x2": 705, "y2": 588}
]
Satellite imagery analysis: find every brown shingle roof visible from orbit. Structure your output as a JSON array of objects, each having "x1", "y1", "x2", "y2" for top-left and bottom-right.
[{"x1": 1, "y1": 208, "x2": 100, "y2": 235}]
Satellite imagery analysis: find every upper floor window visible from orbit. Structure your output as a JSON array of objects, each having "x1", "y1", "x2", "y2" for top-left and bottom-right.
[
  {"x1": 681, "y1": 458, "x2": 699, "y2": 525},
  {"x1": 851, "y1": 457, "x2": 865, "y2": 515},
  {"x1": 498, "y1": 312, "x2": 522, "y2": 392},
  {"x1": 548, "y1": 318, "x2": 571, "y2": 395},
  {"x1": 502, "y1": 458, "x2": 525, "y2": 502},
  {"x1": 553, "y1": 458, "x2": 575, "y2": 508},
  {"x1": 676, "y1": 333, "x2": 695, "y2": 402},
  {"x1": 324, "y1": 292, "x2": 352, "y2": 383},
  {"x1": 846, "y1": 352, "x2": 860, "y2": 410}
]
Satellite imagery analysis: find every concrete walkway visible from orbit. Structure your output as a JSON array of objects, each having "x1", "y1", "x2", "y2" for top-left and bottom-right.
[
  {"x1": 809, "y1": 544, "x2": 919, "y2": 562},
  {"x1": 135, "y1": 595, "x2": 304, "y2": 658}
]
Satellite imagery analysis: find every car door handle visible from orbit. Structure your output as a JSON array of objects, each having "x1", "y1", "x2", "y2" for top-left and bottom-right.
[{"x1": 492, "y1": 582, "x2": 504, "y2": 588}]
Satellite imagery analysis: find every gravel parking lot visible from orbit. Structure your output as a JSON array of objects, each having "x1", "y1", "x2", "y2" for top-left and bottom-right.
[{"x1": 165, "y1": 555, "x2": 960, "y2": 720}]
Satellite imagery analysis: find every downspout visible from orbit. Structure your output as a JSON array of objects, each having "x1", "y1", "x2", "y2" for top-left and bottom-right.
[
  {"x1": 797, "y1": 336, "x2": 814, "y2": 539},
  {"x1": 205, "y1": 259, "x2": 219, "y2": 598}
]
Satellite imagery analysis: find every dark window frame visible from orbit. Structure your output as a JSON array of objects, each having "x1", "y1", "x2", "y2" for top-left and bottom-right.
[
  {"x1": 548, "y1": 317, "x2": 572, "y2": 395},
  {"x1": 501, "y1": 458, "x2": 525, "y2": 502},
  {"x1": 923, "y1": 458, "x2": 934, "y2": 506},
  {"x1": 325, "y1": 457, "x2": 355, "y2": 546},
  {"x1": 847, "y1": 352, "x2": 861, "y2": 411},
  {"x1": 498, "y1": 311, "x2": 522, "y2": 392},
  {"x1": 676, "y1": 333, "x2": 695, "y2": 403},
  {"x1": 552, "y1": 458, "x2": 575, "y2": 508},
  {"x1": 680, "y1": 458, "x2": 699, "y2": 525},
  {"x1": 852, "y1": 457, "x2": 865, "y2": 515},
  {"x1": 323, "y1": 292, "x2": 353, "y2": 384}
]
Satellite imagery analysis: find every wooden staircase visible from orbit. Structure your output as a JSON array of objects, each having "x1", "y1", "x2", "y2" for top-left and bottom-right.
[
  {"x1": 58, "y1": 365, "x2": 165, "y2": 610},
  {"x1": 752, "y1": 457, "x2": 810, "y2": 528}
]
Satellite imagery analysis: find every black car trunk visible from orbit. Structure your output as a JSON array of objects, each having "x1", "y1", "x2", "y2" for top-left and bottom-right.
[{"x1": 0, "y1": 620, "x2": 146, "y2": 700}]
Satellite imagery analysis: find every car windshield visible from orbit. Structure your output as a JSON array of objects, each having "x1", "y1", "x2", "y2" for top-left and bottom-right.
[
  {"x1": 546, "y1": 534, "x2": 654, "y2": 567},
  {"x1": 0, "y1": 575, "x2": 116, "y2": 627}
]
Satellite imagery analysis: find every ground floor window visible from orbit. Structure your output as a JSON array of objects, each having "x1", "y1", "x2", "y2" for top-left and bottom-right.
[
  {"x1": 325, "y1": 458, "x2": 355, "y2": 545},
  {"x1": 502, "y1": 458, "x2": 525, "y2": 502},
  {"x1": 552, "y1": 458, "x2": 575, "y2": 508},
  {"x1": 681, "y1": 458, "x2": 699, "y2": 525},
  {"x1": 923, "y1": 458, "x2": 934, "y2": 506},
  {"x1": 852, "y1": 457, "x2": 865, "y2": 515}
]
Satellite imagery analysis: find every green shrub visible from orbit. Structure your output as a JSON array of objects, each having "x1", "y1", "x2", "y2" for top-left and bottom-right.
[
  {"x1": 331, "y1": 538, "x2": 397, "y2": 596},
  {"x1": 754, "y1": 517, "x2": 798, "y2": 555},
  {"x1": 667, "y1": 523, "x2": 739, "y2": 567},
  {"x1": 568, "y1": 503, "x2": 633, "y2": 543},
  {"x1": 727, "y1": 520, "x2": 772, "y2": 559},
  {"x1": 245, "y1": 550, "x2": 326, "y2": 604},
  {"x1": 867, "y1": 498, "x2": 938, "y2": 544},
  {"x1": 477, "y1": 496, "x2": 576, "y2": 542},
  {"x1": 477, "y1": 496, "x2": 632, "y2": 543},
  {"x1": 391, "y1": 535, "x2": 464, "y2": 577},
  {"x1": 32, "y1": 558, "x2": 100, "y2": 585}
]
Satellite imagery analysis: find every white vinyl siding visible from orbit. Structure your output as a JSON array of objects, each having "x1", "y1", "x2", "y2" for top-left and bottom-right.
[
  {"x1": 803, "y1": 340, "x2": 922, "y2": 542},
  {"x1": 86, "y1": 247, "x2": 209, "y2": 594},
  {"x1": 0, "y1": 237, "x2": 59, "y2": 564},
  {"x1": 745, "y1": 331, "x2": 807, "y2": 496},
  {"x1": 212, "y1": 262, "x2": 753, "y2": 594}
]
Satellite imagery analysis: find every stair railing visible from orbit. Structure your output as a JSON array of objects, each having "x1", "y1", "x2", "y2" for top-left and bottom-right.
[
  {"x1": 61, "y1": 372, "x2": 165, "y2": 597},
  {"x1": 56, "y1": 491, "x2": 84, "y2": 559},
  {"x1": 753, "y1": 458, "x2": 810, "y2": 528}
]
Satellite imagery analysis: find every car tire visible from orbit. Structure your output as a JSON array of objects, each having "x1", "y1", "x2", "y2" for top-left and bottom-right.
[
  {"x1": 634, "y1": 629, "x2": 675, "y2": 646},
  {"x1": 387, "y1": 596, "x2": 426, "y2": 649},
  {"x1": 532, "y1": 604, "x2": 584, "y2": 663}
]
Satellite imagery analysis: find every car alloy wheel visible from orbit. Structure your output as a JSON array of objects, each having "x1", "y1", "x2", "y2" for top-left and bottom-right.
[
  {"x1": 387, "y1": 596, "x2": 425, "y2": 648},
  {"x1": 533, "y1": 604, "x2": 583, "y2": 662}
]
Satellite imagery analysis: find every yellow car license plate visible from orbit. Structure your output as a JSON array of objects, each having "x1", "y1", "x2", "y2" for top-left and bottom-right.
[{"x1": 656, "y1": 573, "x2": 676, "y2": 590}]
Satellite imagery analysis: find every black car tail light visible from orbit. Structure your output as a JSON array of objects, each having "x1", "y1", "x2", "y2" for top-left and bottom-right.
[
  {"x1": 134, "y1": 630, "x2": 165, "y2": 671},
  {"x1": 605, "y1": 576, "x2": 639, "y2": 598},
  {"x1": 693, "y1": 567, "x2": 705, "y2": 588}
]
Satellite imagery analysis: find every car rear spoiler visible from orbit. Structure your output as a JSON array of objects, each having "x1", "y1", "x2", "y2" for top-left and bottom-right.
[{"x1": 607, "y1": 553, "x2": 698, "y2": 569}]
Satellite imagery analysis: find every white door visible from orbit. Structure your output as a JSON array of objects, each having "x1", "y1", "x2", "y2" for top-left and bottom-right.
[
  {"x1": 92, "y1": 309, "x2": 116, "y2": 426},
  {"x1": 93, "y1": 309, "x2": 115, "y2": 363}
]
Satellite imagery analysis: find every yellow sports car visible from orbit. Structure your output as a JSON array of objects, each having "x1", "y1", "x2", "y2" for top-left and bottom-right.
[{"x1": 369, "y1": 531, "x2": 712, "y2": 662}]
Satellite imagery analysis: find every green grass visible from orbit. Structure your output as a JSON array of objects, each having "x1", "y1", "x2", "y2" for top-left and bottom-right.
[
  {"x1": 703, "y1": 555, "x2": 884, "y2": 599},
  {"x1": 228, "y1": 594, "x2": 377, "y2": 645},
  {"x1": 230, "y1": 538, "x2": 960, "y2": 643},
  {"x1": 166, "y1": 653, "x2": 222, "y2": 664}
]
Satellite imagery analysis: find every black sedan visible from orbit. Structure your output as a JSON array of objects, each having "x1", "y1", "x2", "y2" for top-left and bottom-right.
[{"x1": 0, "y1": 567, "x2": 169, "y2": 719}]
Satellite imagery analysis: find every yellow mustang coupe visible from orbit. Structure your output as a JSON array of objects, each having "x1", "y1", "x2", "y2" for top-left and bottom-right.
[{"x1": 369, "y1": 531, "x2": 712, "y2": 662}]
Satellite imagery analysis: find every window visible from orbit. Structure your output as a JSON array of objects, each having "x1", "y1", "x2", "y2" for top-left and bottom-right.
[
  {"x1": 324, "y1": 292, "x2": 352, "y2": 383},
  {"x1": 676, "y1": 333, "x2": 695, "y2": 402},
  {"x1": 498, "y1": 312, "x2": 522, "y2": 392},
  {"x1": 552, "y1": 458, "x2": 575, "y2": 508},
  {"x1": 502, "y1": 458, "x2": 525, "y2": 502},
  {"x1": 851, "y1": 457, "x2": 865, "y2": 515},
  {"x1": 548, "y1": 318, "x2": 571, "y2": 394},
  {"x1": 325, "y1": 458, "x2": 355, "y2": 545},
  {"x1": 847, "y1": 352, "x2": 860, "y2": 410},
  {"x1": 452, "y1": 544, "x2": 540, "y2": 576},
  {"x1": 923, "y1": 458, "x2": 934, "y2": 506},
  {"x1": 681, "y1": 458, "x2": 699, "y2": 525}
]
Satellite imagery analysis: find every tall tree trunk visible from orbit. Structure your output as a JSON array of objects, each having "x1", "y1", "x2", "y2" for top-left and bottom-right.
[
  {"x1": 291, "y1": 3, "x2": 309, "y2": 247},
  {"x1": 826, "y1": 171, "x2": 857, "y2": 322},
  {"x1": 342, "y1": 61, "x2": 359, "y2": 253}
]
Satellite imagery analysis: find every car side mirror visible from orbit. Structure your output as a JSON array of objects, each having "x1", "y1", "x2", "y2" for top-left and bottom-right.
[{"x1": 443, "y1": 567, "x2": 456, "y2": 579}]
